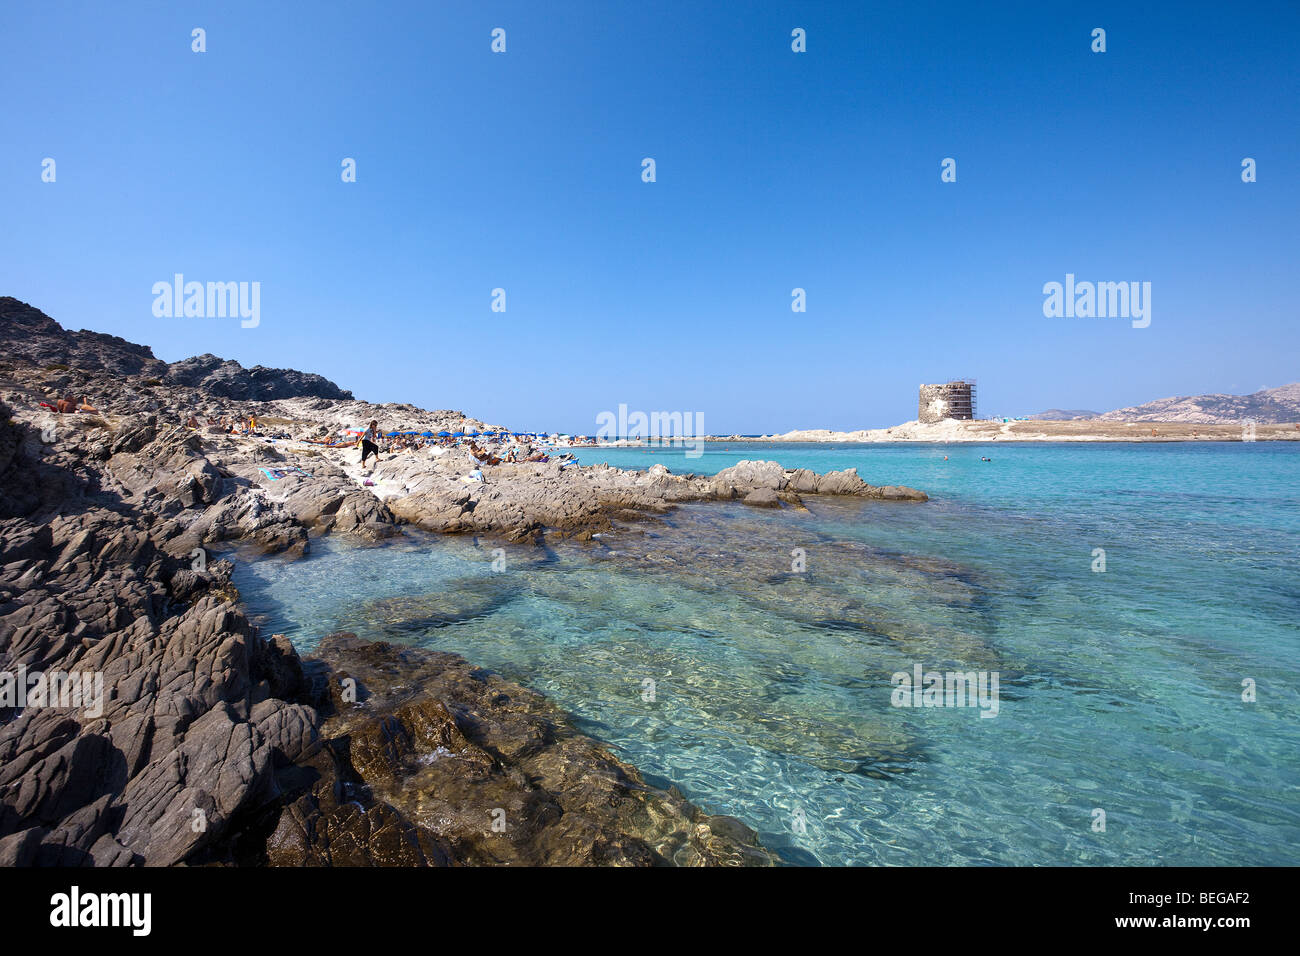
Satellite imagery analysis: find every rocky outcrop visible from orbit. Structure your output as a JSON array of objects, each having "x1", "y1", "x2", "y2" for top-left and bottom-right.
[
  {"x1": 373, "y1": 457, "x2": 927, "y2": 541},
  {"x1": 165, "y1": 354, "x2": 354, "y2": 402},
  {"x1": 742, "y1": 488, "x2": 782, "y2": 508},
  {"x1": 0, "y1": 404, "x2": 320, "y2": 865},
  {"x1": 0, "y1": 297, "x2": 352, "y2": 402},
  {"x1": 713, "y1": 461, "x2": 928, "y2": 503},
  {"x1": 715, "y1": 460, "x2": 787, "y2": 489},
  {"x1": 0, "y1": 297, "x2": 167, "y2": 379}
]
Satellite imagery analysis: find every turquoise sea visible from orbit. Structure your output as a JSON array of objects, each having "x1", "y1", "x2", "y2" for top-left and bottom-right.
[{"x1": 235, "y1": 442, "x2": 1300, "y2": 865}]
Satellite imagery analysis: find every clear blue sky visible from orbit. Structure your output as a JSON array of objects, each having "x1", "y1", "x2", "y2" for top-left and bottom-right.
[{"x1": 3, "y1": 1, "x2": 1297, "y2": 432}]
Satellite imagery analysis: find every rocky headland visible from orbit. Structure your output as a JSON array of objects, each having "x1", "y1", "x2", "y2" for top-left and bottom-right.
[{"x1": 0, "y1": 297, "x2": 927, "y2": 866}]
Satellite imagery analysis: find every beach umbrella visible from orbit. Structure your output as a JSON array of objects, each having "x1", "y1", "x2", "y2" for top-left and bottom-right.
[
  {"x1": 385, "y1": 431, "x2": 399, "y2": 437},
  {"x1": 452, "y1": 432, "x2": 464, "y2": 437},
  {"x1": 421, "y1": 431, "x2": 434, "y2": 437},
  {"x1": 437, "y1": 430, "x2": 450, "y2": 437}
]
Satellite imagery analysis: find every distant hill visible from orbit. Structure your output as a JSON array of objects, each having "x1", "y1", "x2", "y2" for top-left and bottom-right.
[
  {"x1": 1028, "y1": 408, "x2": 1101, "y2": 421},
  {"x1": 1097, "y1": 384, "x2": 1300, "y2": 424},
  {"x1": 0, "y1": 296, "x2": 354, "y2": 401}
]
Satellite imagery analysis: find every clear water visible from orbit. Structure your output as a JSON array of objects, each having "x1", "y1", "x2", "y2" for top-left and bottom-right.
[{"x1": 234, "y1": 442, "x2": 1300, "y2": 865}]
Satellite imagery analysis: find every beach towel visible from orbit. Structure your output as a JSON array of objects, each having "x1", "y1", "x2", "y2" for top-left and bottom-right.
[{"x1": 259, "y1": 466, "x2": 313, "y2": 481}]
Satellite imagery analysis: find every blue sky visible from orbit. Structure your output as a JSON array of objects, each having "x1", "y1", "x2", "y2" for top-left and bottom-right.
[{"x1": 3, "y1": 1, "x2": 1297, "y2": 432}]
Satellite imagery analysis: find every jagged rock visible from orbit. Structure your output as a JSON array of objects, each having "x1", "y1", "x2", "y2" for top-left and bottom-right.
[
  {"x1": 0, "y1": 402, "x2": 316, "y2": 865},
  {"x1": 714, "y1": 460, "x2": 786, "y2": 490},
  {"x1": 252, "y1": 634, "x2": 307, "y2": 701},
  {"x1": 166, "y1": 354, "x2": 354, "y2": 402},
  {"x1": 814, "y1": 468, "x2": 870, "y2": 495},
  {"x1": 787, "y1": 468, "x2": 820, "y2": 493}
]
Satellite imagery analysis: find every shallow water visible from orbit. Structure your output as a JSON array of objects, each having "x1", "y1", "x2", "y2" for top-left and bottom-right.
[{"x1": 235, "y1": 442, "x2": 1300, "y2": 865}]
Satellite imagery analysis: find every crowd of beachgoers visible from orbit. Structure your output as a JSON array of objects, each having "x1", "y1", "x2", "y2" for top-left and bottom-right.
[
  {"x1": 42, "y1": 389, "x2": 609, "y2": 481},
  {"x1": 146, "y1": 413, "x2": 592, "y2": 488},
  {"x1": 306, "y1": 425, "x2": 597, "y2": 463},
  {"x1": 178, "y1": 411, "x2": 602, "y2": 455},
  {"x1": 342, "y1": 422, "x2": 578, "y2": 478}
]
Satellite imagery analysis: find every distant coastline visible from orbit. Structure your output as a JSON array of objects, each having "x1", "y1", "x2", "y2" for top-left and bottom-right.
[{"x1": 701, "y1": 419, "x2": 1300, "y2": 444}]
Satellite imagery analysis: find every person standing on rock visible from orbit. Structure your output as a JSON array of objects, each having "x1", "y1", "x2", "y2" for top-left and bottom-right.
[{"x1": 360, "y1": 419, "x2": 381, "y2": 471}]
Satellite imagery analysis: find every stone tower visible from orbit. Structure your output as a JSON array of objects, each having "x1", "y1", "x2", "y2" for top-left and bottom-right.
[{"x1": 918, "y1": 381, "x2": 976, "y2": 423}]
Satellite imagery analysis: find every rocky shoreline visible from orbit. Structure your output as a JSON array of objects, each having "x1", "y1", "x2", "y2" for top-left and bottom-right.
[{"x1": 0, "y1": 298, "x2": 927, "y2": 866}]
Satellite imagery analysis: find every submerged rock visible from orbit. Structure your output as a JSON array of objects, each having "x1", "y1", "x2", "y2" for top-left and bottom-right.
[
  {"x1": 273, "y1": 633, "x2": 775, "y2": 866},
  {"x1": 346, "y1": 578, "x2": 516, "y2": 636}
]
